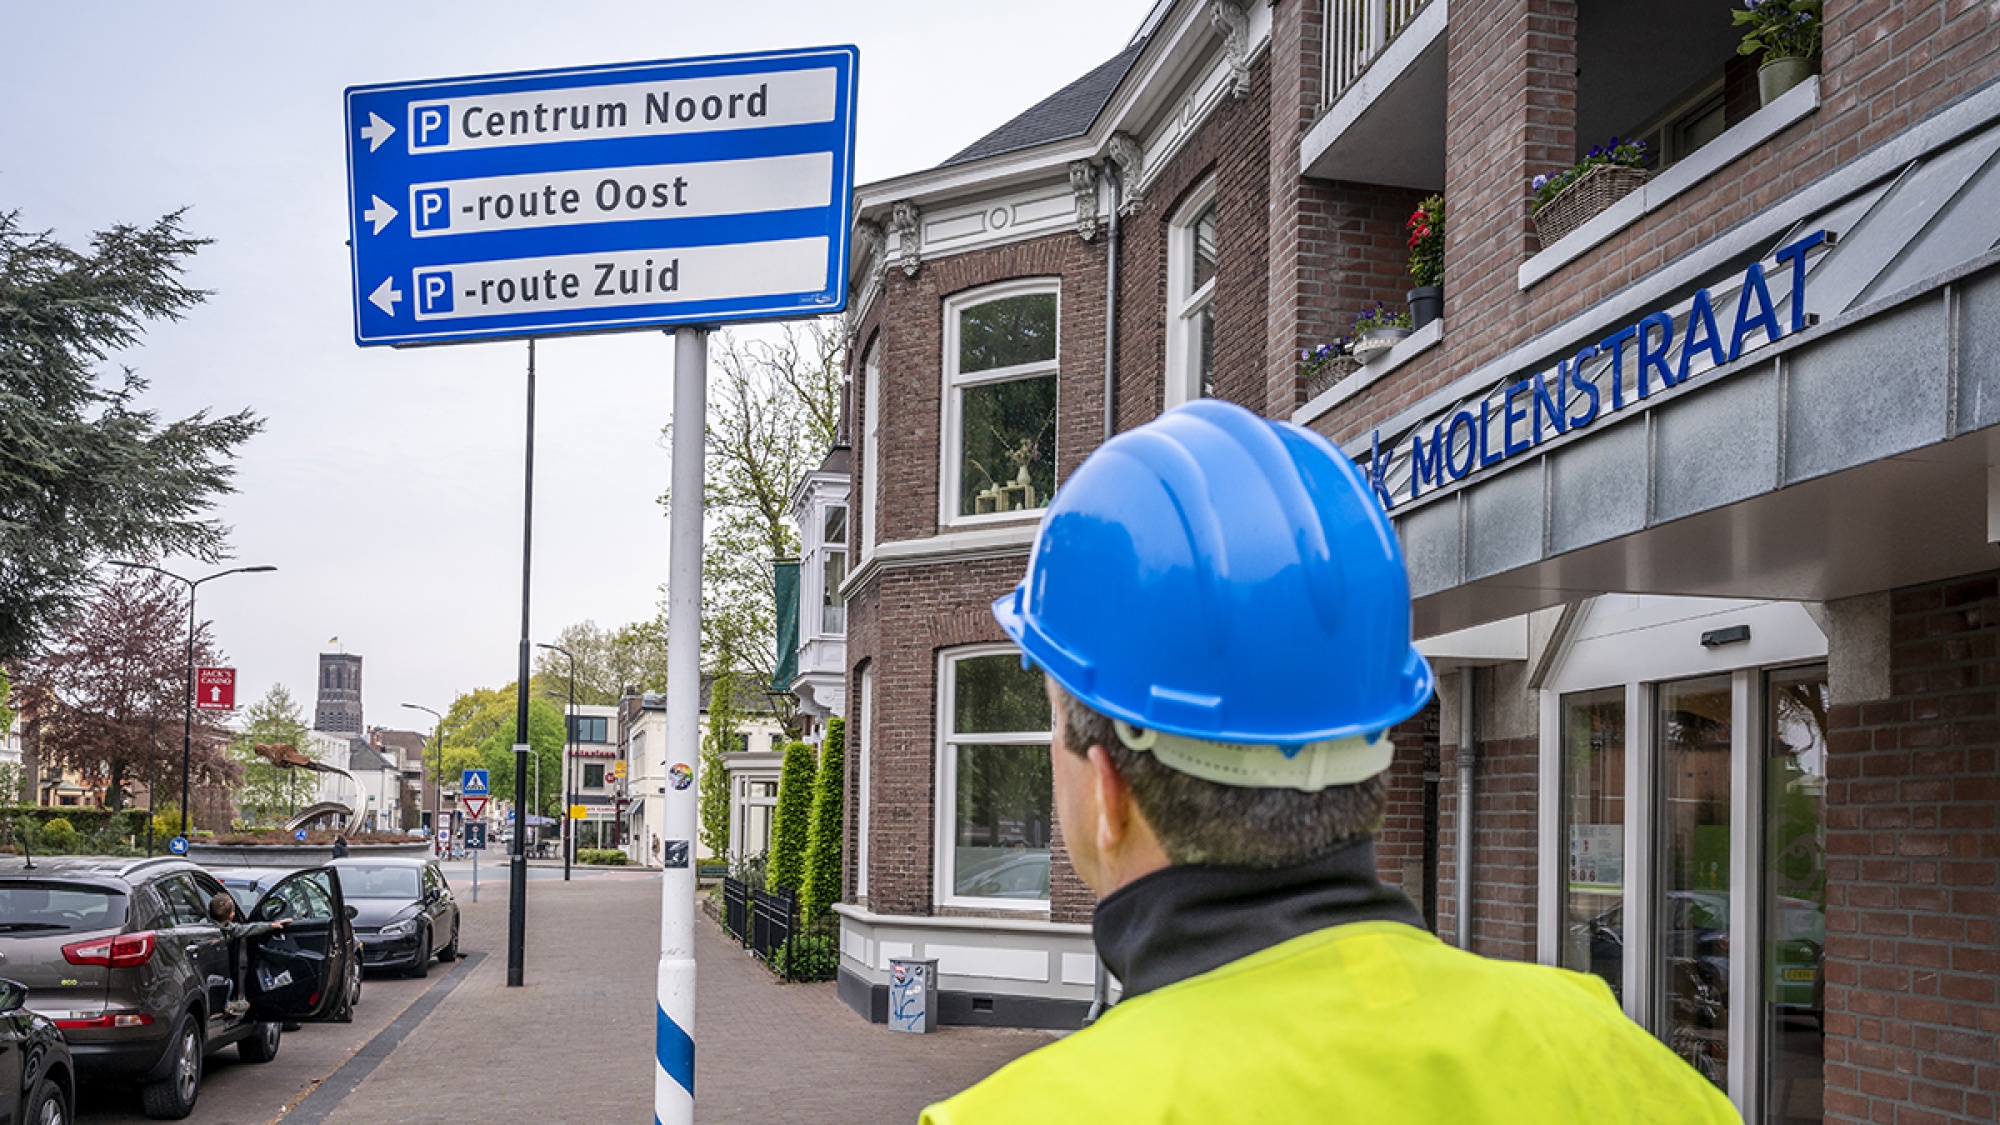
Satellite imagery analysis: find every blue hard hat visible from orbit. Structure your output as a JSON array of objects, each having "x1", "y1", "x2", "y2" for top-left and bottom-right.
[{"x1": 992, "y1": 399, "x2": 1433, "y2": 748}]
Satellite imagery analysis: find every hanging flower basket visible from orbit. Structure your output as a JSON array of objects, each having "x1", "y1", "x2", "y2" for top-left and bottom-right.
[{"x1": 1532, "y1": 163, "x2": 1649, "y2": 247}]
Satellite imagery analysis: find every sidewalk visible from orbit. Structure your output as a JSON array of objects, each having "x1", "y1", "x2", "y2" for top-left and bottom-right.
[{"x1": 304, "y1": 870, "x2": 1055, "y2": 1124}]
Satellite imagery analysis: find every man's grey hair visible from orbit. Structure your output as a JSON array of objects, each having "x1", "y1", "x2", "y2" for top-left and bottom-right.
[{"x1": 1052, "y1": 681, "x2": 1386, "y2": 868}]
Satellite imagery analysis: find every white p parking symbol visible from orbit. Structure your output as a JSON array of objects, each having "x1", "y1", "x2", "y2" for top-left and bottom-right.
[{"x1": 412, "y1": 104, "x2": 450, "y2": 149}]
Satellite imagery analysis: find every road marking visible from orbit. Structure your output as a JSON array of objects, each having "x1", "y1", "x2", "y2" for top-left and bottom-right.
[{"x1": 277, "y1": 951, "x2": 484, "y2": 1124}]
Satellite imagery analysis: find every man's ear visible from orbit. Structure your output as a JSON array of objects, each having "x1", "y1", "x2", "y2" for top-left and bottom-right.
[{"x1": 1086, "y1": 743, "x2": 1134, "y2": 854}]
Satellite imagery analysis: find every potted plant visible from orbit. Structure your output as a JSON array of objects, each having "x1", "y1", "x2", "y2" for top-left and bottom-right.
[
  {"x1": 1530, "y1": 136, "x2": 1650, "y2": 247},
  {"x1": 1406, "y1": 194, "x2": 1445, "y2": 329},
  {"x1": 1300, "y1": 340, "x2": 1358, "y2": 397},
  {"x1": 1733, "y1": 0, "x2": 1821, "y2": 106},
  {"x1": 1349, "y1": 304, "x2": 1413, "y2": 365}
]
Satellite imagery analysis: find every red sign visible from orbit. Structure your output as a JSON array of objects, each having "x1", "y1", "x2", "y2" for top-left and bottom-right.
[
  {"x1": 462, "y1": 796, "x2": 489, "y2": 821},
  {"x1": 194, "y1": 667, "x2": 236, "y2": 712}
]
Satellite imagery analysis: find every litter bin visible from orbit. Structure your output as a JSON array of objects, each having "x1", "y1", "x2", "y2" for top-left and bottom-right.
[{"x1": 888, "y1": 958, "x2": 938, "y2": 1034}]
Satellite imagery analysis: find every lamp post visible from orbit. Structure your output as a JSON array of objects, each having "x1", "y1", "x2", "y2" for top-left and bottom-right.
[
  {"x1": 537, "y1": 642, "x2": 576, "y2": 881},
  {"x1": 401, "y1": 703, "x2": 445, "y2": 853},
  {"x1": 110, "y1": 561, "x2": 276, "y2": 837}
]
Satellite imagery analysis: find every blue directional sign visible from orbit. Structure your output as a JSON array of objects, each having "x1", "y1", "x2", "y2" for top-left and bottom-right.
[
  {"x1": 461, "y1": 768, "x2": 490, "y2": 796},
  {"x1": 168, "y1": 836, "x2": 189, "y2": 856},
  {"x1": 345, "y1": 47, "x2": 857, "y2": 347}
]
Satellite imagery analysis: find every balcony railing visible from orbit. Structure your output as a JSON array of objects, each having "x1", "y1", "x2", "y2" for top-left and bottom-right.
[{"x1": 1325, "y1": 0, "x2": 1429, "y2": 105}]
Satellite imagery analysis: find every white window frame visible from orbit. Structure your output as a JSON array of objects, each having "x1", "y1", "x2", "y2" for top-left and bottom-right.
[
  {"x1": 856, "y1": 664, "x2": 873, "y2": 899},
  {"x1": 818, "y1": 502, "x2": 847, "y2": 636},
  {"x1": 934, "y1": 643, "x2": 1052, "y2": 911},
  {"x1": 1165, "y1": 179, "x2": 1218, "y2": 410},
  {"x1": 940, "y1": 279, "x2": 1061, "y2": 530},
  {"x1": 860, "y1": 342, "x2": 881, "y2": 558}
]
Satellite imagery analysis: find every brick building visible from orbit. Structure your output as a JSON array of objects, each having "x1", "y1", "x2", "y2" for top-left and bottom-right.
[{"x1": 833, "y1": 2, "x2": 2000, "y2": 1122}]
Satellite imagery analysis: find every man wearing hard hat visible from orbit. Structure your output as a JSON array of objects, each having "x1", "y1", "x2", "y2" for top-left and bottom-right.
[{"x1": 921, "y1": 400, "x2": 1737, "y2": 1123}]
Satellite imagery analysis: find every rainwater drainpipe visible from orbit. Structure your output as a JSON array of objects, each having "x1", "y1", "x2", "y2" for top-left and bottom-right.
[
  {"x1": 1455, "y1": 669, "x2": 1477, "y2": 950},
  {"x1": 1086, "y1": 159, "x2": 1122, "y2": 1028}
]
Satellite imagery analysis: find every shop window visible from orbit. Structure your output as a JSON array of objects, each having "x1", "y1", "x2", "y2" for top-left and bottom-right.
[
  {"x1": 1656, "y1": 675, "x2": 1733, "y2": 1093},
  {"x1": 821, "y1": 504, "x2": 847, "y2": 634},
  {"x1": 1764, "y1": 668, "x2": 1827, "y2": 1125},
  {"x1": 583, "y1": 763, "x2": 605, "y2": 788},
  {"x1": 1166, "y1": 182, "x2": 1218, "y2": 407},
  {"x1": 939, "y1": 648, "x2": 1052, "y2": 907},
  {"x1": 943, "y1": 284, "x2": 1058, "y2": 524},
  {"x1": 1560, "y1": 688, "x2": 1626, "y2": 997}
]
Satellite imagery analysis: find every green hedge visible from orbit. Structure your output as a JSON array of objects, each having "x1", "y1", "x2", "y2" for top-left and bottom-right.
[
  {"x1": 765, "y1": 740, "x2": 817, "y2": 895},
  {"x1": 577, "y1": 848, "x2": 629, "y2": 866},
  {"x1": 799, "y1": 717, "x2": 845, "y2": 920}
]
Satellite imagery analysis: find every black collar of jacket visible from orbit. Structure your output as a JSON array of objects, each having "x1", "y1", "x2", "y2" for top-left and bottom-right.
[{"x1": 1092, "y1": 836, "x2": 1425, "y2": 1001}]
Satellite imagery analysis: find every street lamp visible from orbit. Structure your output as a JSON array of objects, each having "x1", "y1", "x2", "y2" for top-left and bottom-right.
[
  {"x1": 536, "y1": 642, "x2": 576, "y2": 882},
  {"x1": 110, "y1": 561, "x2": 276, "y2": 838},
  {"x1": 401, "y1": 703, "x2": 445, "y2": 853}
]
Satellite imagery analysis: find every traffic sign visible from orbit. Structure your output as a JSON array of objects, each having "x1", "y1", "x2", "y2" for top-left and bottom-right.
[
  {"x1": 464, "y1": 822, "x2": 488, "y2": 851},
  {"x1": 462, "y1": 796, "x2": 489, "y2": 820},
  {"x1": 168, "y1": 836, "x2": 189, "y2": 856},
  {"x1": 294, "y1": 828, "x2": 308, "y2": 842},
  {"x1": 461, "y1": 769, "x2": 490, "y2": 795},
  {"x1": 570, "y1": 804, "x2": 588, "y2": 821},
  {"x1": 344, "y1": 47, "x2": 858, "y2": 347},
  {"x1": 194, "y1": 667, "x2": 236, "y2": 712}
]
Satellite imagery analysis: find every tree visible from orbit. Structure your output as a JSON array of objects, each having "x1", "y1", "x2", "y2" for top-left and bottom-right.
[
  {"x1": 765, "y1": 738, "x2": 817, "y2": 895},
  {"x1": 230, "y1": 684, "x2": 315, "y2": 826},
  {"x1": 799, "y1": 717, "x2": 846, "y2": 920},
  {"x1": 12, "y1": 572, "x2": 232, "y2": 810},
  {"x1": 474, "y1": 699, "x2": 566, "y2": 816},
  {"x1": 0, "y1": 209, "x2": 263, "y2": 665},
  {"x1": 531, "y1": 617, "x2": 670, "y2": 704},
  {"x1": 663, "y1": 320, "x2": 843, "y2": 687},
  {"x1": 697, "y1": 668, "x2": 741, "y2": 858}
]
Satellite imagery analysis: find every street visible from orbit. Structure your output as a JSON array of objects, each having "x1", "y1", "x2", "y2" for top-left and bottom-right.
[{"x1": 68, "y1": 861, "x2": 1051, "y2": 1124}]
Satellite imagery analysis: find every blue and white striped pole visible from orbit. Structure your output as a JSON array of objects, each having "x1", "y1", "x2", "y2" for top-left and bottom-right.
[{"x1": 657, "y1": 325, "x2": 707, "y2": 1123}]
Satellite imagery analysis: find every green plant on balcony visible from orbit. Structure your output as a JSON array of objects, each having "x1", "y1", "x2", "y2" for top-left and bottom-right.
[
  {"x1": 1734, "y1": 0, "x2": 1822, "y2": 104},
  {"x1": 1407, "y1": 194, "x2": 1445, "y2": 328},
  {"x1": 1530, "y1": 137, "x2": 1650, "y2": 246}
]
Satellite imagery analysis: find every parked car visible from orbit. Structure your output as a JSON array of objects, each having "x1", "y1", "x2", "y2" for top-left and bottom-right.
[
  {"x1": 206, "y1": 867, "x2": 362, "y2": 1022},
  {"x1": 329, "y1": 858, "x2": 460, "y2": 977},
  {"x1": 0, "y1": 855, "x2": 355, "y2": 1119},
  {"x1": 0, "y1": 978, "x2": 73, "y2": 1125}
]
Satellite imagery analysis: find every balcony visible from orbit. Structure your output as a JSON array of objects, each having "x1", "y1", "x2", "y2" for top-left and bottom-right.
[{"x1": 1301, "y1": 0, "x2": 1447, "y2": 189}]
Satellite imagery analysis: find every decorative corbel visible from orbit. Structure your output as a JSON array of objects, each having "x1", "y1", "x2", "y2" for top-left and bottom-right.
[
  {"x1": 1068, "y1": 161, "x2": 1101, "y2": 242},
  {"x1": 1211, "y1": 1, "x2": 1252, "y2": 99},
  {"x1": 1106, "y1": 133, "x2": 1146, "y2": 216},
  {"x1": 852, "y1": 217, "x2": 886, "y2": 284},
  {"x1": 890, "y1": 200, "x2": 922, "y2": 279}
]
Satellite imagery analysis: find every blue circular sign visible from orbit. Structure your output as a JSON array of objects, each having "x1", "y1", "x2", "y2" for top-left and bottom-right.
[
  {"x1": 294, "y1": 828, "x2": 308, "y2": 842},
  {"x1": 168, "y1": 836, "x2": 189, "y2": 856}
]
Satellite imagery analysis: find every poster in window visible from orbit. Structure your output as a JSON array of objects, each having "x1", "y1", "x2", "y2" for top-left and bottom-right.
[{"x1": 1568, "y1": 824, "x2": 1624, "y2": 893}]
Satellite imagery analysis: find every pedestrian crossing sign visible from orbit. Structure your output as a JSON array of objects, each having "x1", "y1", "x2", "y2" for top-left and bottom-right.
[{"x1": 462, "y1": 768, "x2": 490, "y2": 795}]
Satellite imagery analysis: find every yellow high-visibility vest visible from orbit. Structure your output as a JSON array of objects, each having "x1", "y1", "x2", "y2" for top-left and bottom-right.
[{"x1": 921, "y1": 921, "x2": 1740, "y2": 1124}]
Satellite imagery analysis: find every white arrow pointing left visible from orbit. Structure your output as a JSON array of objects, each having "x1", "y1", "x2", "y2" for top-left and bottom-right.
[
  {"x1": 369, "y1": 277, "x2": 404, "y2": 316},
  {"x1": 363, "y1": 196, "x2": 399, "y2": 235},
  {"x1": 360, "y1": 112, "x2": 396, "y2": 152}
]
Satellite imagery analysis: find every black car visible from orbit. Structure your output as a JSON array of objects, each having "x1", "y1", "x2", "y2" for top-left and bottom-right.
[
  {"x1": 328, "y1": 858, "x2": 460, "y2": 977},
  {"x1": 0, "y1": 856, "x2": 355, "y2": 1119},
  {"x1": 0, "y1": 978, "x2": 73, "y2": 1125},
  {"x1": 207, "y1": 867, "x2": 362, "y2": 1022}
]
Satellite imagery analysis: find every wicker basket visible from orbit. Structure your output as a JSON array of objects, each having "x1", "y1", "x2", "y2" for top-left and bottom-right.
[
  {"x1": 1532, "y1": 164, "x2": 1649, "y2": 247},
  {"x1": 1304, "y1": 355, "x2": 1362, "y2": 399}
]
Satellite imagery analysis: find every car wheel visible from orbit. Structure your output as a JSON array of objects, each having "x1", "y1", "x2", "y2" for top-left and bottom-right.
[
  {"x1": 437, "y1": 918, "x2": 459, "y2": 962},
  {"x1": 238, "y1": 1020, "x2": 282, "y2": 1063},
  {"x1": 333, "y1": 954, "x2": 361, "y2": 1022},
  {"x1": 27, "y1": 1075, "x2": 66, "y2": 1125},
  {"x1": 404, "y1": 928, "x2": 431, "y2": 979},
  {"x1": 140, "y1": 1014, "x2": 202, "y2": 1119}
]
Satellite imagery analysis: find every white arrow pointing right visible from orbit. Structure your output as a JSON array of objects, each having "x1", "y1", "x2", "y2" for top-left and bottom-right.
[
  {"x1": 360, "y1": 112, "x2": 396, "y2": 152},
  {"x1": 369, "y1": 277, "x2": 404, "y2": 316},
  {"x1": 363, "y1": 196, "x2": 399, "y2": 235}
]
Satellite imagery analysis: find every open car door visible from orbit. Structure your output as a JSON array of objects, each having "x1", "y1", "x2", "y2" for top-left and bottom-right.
[{"x1": 246, "y1": 867, "x2": 353, "y2": 1023}]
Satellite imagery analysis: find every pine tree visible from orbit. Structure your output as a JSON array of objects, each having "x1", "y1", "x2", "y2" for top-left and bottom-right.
[
  {"x1": 799, "y1": 717, "x2": 846, "y2": 919},
  {"x1": 697, "y1": 670, "x2": 740, "y2": 859},
  {"x1": 764, "y1": 738, "x2": 817, "y2": 895}
]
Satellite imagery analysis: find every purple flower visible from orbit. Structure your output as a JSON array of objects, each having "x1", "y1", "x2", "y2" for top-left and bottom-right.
[{"x1": 1302, "y1": 349, "x2": 1312, "y2": 361}]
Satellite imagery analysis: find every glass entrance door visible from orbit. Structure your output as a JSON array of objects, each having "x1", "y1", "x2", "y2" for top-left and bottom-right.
[
  {"x1": 1656, "y1": 676, "x2": 1735, "y2": 1091},
  {"x1": 1763, "y1": 669, "x2": 1828, "y2": 1125}
]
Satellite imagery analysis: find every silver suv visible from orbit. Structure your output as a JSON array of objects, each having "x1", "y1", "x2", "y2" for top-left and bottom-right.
[{"x1": 0, "y1": 855, "x2": 355, "y2": 1119}]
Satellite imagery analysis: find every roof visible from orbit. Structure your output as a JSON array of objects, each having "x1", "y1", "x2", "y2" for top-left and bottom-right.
[
  {"x1": 941, "y1": 39, "x2": 1148, "y2": 167},
  {"x1": 816, "y1": 443, "x2": 851, "y2": 476},
  {"x1": 348, "y1": 741, "x2": 396, "y2": 773}
]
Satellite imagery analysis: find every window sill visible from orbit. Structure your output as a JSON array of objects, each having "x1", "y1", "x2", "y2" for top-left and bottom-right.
[
  {"x1": 1518, "y1": 76, "x2": 1822, "y2": 291},
  {"x1": 1293, "y1": 318, "x2": 1444, "y2": 426}
]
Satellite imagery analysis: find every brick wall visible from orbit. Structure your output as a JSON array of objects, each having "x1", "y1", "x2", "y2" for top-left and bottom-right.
[
  {"x1": 1309, "y1": 0, "x2": 2000, "y2": 447},
  {"x1": 1434, "y1": 733, "x2": 1540, "y2": 961},
  {"x1": 1375, "y1": 699, "x2": 1441, "y2": 922},
  {"x1": 1821, "y1": 571, "x2": 2000, "y2": 1125}
]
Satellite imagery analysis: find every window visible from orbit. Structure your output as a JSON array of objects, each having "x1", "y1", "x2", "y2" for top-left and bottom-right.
[
  {"x1": 568, "y1": 715, "x2": 609, "y2": 744},
  {"x1": 583, "y1": 763, "x2": 606, "y2": 788},
  {"x1": 1657, "y1": 675, "x2": 1733, "y2": 1094},
  {"x1": 857, "y1": 665, "x2": 873, "y2": 898},
  {"x1": 943, "y1": 284, "x2": 1058, "y2": 524},
  {"x1": 1166, "y1": 183, "x2": 1218, "y2": 407},
  {"x1": 1763, "y1": 668, "x2": 1827, "y2": 1125},
  {"x1": 861, "y1": 343, "x2": 881, "y2": 556},
  {"x1": 821, "y1": 505, "x2": 847, "y2": 634},
  {"x1": 1560, "y1": 688, "x2": 1626, "y2": 998},
  {"x1": 939, "y1": 648, "x2": 1052, "y2": 907}
]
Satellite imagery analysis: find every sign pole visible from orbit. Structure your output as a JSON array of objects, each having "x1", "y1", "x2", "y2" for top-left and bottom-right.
[
  {"x1": 509, "y1": 338, "x2": 537, "y2": 989},
  {"x1": 656, "y1": 325, "x2": 706, "y2": 1124}
]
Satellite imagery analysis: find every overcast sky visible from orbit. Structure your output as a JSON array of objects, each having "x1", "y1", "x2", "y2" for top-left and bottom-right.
[{"x1": 2, "y1": 1, "x2": 1149, "y2": 736}]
